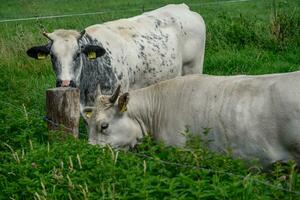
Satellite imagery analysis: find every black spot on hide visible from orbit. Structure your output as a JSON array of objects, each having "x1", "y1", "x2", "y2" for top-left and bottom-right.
[{"x1": 118, "y1": 72, "x2": 123, "y2": 80}]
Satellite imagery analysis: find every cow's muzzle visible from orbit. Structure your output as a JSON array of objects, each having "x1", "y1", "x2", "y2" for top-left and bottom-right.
[{"x1": 56, "y1": 80, "x2": 76, "y2": 88}]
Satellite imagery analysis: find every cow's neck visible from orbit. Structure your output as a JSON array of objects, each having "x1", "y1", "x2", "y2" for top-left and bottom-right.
[
  {"x1": 127, "y1": 87, "x2": 164, "y2": 139},
  {"x1": 78, "y1": 35, "x2": 117, "y2": 107}
]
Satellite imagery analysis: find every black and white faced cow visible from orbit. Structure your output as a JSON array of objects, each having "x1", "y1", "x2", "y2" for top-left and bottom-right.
[
  {"x1": 26, "y1": 4, "x2": 206, "y2": 111},
  {"x1": 84, "y1": 72, "x2": 300, "y2": 168}
]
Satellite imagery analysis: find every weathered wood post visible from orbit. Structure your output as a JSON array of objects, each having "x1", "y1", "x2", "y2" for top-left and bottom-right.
[{"x1": 46, "y1": 87, "x2": 80, "y2": 138}]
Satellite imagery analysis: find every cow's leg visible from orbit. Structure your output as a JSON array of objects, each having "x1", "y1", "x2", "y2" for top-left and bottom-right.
[
  {"x1": 181, "y1": 39, "x2": 205, "y2": 75},
  {"x1": 280, "y1": 119, "x2": 300, "y2": 168},
  {"x1": 182, "y1": 55, "x2": 204, "y2": 75}
]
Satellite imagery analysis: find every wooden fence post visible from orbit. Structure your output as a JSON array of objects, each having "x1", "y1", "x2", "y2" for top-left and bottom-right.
[{"x1": 46, "y1": 87, "x2": 80, "y2": 138}]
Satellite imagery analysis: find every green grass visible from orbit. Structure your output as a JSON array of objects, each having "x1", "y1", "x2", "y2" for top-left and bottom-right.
[{"x1": 1, "y1": 0, "x2": 300, "y2": 199}]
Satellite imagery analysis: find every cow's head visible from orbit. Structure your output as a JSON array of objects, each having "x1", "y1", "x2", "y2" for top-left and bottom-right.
[
  {"x1": 83, "y1": 85, "x2": 143, "y2": 149},
  {"x1": 27, "y1": 29, "x2": 106, "y2": 87}
]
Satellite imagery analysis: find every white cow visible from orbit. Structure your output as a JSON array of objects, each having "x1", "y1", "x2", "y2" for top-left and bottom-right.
[
  {"x1": 26, "y1": 4, "x2": 206, "y2": 111},
  {"x1": 84, "y1": 72, "x2": 300, "y2": 167}
]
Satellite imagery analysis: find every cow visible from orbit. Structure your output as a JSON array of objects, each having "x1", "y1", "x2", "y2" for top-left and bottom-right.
[
  {"x1": 83, "y1": 72, "x2": 300, "y2": 168},
  {"x1": 26, "y1": 4, "x2": 206, "y2": 112}
]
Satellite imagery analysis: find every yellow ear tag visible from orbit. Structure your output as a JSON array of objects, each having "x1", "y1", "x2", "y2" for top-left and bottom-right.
[
  {"x1": 88, "y1": 51, "x2": 96, "y2": 59},
  {"x1": 86, "y1": 111, "x2": 92, "y2": 119},
  {"x1": 120, "y1": 104, "x2": 127, "y2": 113},
  {"x1": 37, "y1": 52, "x2": 46, "y2": 60}
]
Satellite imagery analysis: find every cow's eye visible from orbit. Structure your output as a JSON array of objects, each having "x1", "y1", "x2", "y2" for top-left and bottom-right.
[{"x1": 101, "y1": 122, "x2": 109, "y2": 130}]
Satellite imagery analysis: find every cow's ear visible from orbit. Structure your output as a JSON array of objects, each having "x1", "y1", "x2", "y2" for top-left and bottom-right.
[
  {"x1": 26, "y1": 45, "x2": 50, "y2": 60},
  {"x1": 82, "y1": 45, "x2": 106, "y2": 60},
  {"x1": 118, "y1": 93, "x2": 129, "y2": 113},
  {"x1": 83, "y1": 106, "x2": 95, "y2": 122}
]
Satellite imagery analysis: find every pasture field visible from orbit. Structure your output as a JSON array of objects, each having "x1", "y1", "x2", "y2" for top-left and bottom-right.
[{"x1": 1, "y1": 0, "x2": 300, "y2": 199}]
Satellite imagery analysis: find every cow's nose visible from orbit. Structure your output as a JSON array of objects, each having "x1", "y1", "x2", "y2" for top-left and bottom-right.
[
  {"x1": 69, "y1": 80, "x2": 76, "y2": 88},
  {"x1": 56, "y1": 80, "x2": 62, "y2": 87},
  {"x1": 56, "y1": 80, "x2": 76, "y2": 87},
  {"x1": 61, "y1": 80, "x2": 70, "y2": 87}
]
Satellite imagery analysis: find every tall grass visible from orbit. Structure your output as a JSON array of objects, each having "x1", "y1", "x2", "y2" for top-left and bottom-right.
[{"x1": 0, "y1": 0, "x2": 300, "y2": 199}]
